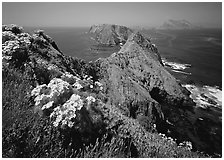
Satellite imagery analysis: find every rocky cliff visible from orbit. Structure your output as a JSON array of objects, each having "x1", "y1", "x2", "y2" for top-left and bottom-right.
[
  {"x1": 89, "y1": 24, "x2": 133, "y2": 46},
  {"x1": 96, "y1": 31, "x2": 195, "y2": 129},
  {"x1": 2, "y1": 24, "x2": 219, "y2": 158}
]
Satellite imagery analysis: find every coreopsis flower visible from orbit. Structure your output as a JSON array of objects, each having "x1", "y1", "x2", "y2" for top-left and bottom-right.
[
  {"x1": 2, "y1": 31, "x2": 17, "y2": 43},
  {"x1": 73, "y1": 81, "x2": 83, "y2": 90},
  {"x1": 47, "y1": 64, "x2": 59, "y2": 71},
  {"x1": 31, "y1": 84, "x2": 48, "y2": 97},
  {"x1": 86, "y1": 96, "x2": 96, "y2": 105},
  {"x1": 50, "y1": 94, "x2": 84, "y2": 128},
  {"x1": 31, "y1": 78, "x2": 73, "y2": 110},
  {"x1": 2, "y1": 40, "x2": 20, "y2": 55}
]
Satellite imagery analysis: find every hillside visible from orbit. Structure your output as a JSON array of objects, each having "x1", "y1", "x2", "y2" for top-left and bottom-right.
[{"x1": 2, "y1": 24, "x2": 216, "y2": 158}]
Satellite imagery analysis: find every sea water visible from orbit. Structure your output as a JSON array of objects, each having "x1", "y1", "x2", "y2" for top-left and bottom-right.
[{"x1": 142, "y1": 29, "x2": 222, "y2": 109}]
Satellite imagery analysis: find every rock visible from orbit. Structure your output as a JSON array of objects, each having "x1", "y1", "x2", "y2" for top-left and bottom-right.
[
  {"x1": 97, "y1": 31, "x2": 194, "y2": 126},
  {"x1": 89, "y1": 24, "x2": 133, "y2": 46}
]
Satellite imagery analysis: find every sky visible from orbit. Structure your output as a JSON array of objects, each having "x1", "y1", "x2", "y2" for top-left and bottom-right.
[{"x1": 2, "y1": 2, "x2": 222, "y2": 28}]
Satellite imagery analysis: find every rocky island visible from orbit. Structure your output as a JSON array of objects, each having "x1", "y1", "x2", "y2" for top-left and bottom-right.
[
  {"x1": 89, "y1": 24, "x2": 133, "y2": 46},
  {"x1": 2, "y1": 24, "x2": 221, "y2": 158}
]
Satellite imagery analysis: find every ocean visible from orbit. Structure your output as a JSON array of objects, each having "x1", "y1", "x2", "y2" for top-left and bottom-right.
[
  {"x1": 142, "y1": 29, "x2": 222, "y2": 109},
  {"x1": 24, "y1": 27, "x2": 222, "y2": 110}
]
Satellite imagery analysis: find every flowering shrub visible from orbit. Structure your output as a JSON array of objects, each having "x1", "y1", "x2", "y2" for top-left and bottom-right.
[
  {"x1": 2, "y1": 31, "x2": 31, "y2": 54},
  {"x1": 50, "y1": 94, "x2": 84, "y2": 128},
  {"x1": 2, "y1": 28, "x2": 32, "y2": 67},
  {"x1": 2, "y1": 31, "x2": 17, "y2": 43},
  {"x1": 2, "y1": 40, "x2": 20, "y2": 57},
  {"x1": 31, "y1": 72, "x2": 103, "y2": 129},
  {"x1": 31, "y1": 78, "x2": 73, "y2": 110},
  {"x1": 2, "y1": 24, "x2": 24, "y2": 34}
]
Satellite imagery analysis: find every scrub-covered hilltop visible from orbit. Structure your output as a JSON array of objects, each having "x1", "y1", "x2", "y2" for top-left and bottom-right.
[
  {"x1": 89, "y1": 24, "x2": 133, "y2": 46},
  {"x1": 2, "y1": 24, "x2": 211, "y2": 158}
]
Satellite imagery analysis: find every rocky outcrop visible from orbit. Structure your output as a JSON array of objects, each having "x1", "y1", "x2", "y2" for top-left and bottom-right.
[
  {"x1": 95, "y1": 31, "x2": 197, "y2": 139},
  {"x1": 89, "y1": 24, "x2": 133, "y2": 46},
  {"x1": 98, "y1": 31, "x2": 194, "y2": 109}
]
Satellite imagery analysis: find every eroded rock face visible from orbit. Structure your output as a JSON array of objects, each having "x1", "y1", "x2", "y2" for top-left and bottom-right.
[
  {"x1": 95, "y1": 28, "x2": 220, "y2": 155},
  {"x1": 97, "y1": 32, "x2": 194, "y2": 127},
  {"x1": 89, "y1": 24, "x2": 133, "y2": 46}
]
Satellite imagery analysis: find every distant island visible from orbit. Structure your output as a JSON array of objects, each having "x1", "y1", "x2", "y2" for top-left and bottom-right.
[{"x1": 159, "y1": 19, "x2": 201, "y2": 30}]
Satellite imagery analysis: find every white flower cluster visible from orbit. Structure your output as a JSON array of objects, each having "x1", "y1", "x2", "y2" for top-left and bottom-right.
[
  {"x1": 50, "y1": 94, "x2": 84, "y2": 128},
  {"x1": 2, "y1": 31, "x2": 17, "y2": 43},
  {"x1": 31, "y1": 72, "x2": 101, "y2": 129},
  {"x1": 2, "y1": 30, "x2": 32, "y2": 58},
  {"x1": 2, "y1": 24, "x2": 24, "y2": 34},
  {"x1": 31, "y1": 78, "x2": 73, "y2": 110},
  {"x1": 2, "y1": 40, "x2": 20, "y2": 55},
  {"x1": 17, "y1": 33, "x2": 31, "y2": 46},
  {"x1": 158, "y1": 133, "x2": 176, "y2": 145},
  {"x1": 81, "y1": 75, "x2": 103, "y2": 91},
  {"x1": 86, "y1": 96, "x2": 96, "y2": 105},
  {"x1": 47, "y1": 64, "x2": 59, "y2": 71},
  {"x1": 178, "y1": 141, "x2": 193, "y2": 151}
]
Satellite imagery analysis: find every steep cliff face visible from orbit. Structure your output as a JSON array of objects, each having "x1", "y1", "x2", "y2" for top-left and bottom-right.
[
  {"x1": 97, "y1": 31, "x2": 195, "y2": 132},
  {"x1": 89, "y1": 24, "x2": 133, "y2": 46},
  {"x1": 95, "y1": 28, "x2": 220, "y2": 155},
  {"x1": 99, "y1": 31, "x2": 194, "y2": 106}
]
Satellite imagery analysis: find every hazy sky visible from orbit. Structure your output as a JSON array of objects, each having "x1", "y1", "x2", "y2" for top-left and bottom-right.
[{"x1": 2, "y1": 2, "x2": 222, "y2": 28}]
